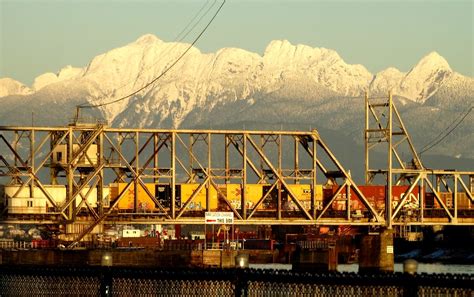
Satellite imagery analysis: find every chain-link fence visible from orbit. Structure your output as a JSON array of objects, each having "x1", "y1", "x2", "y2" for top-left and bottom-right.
[
  {"x1": 0, "y1": 267, "x2": 101, "y2": 296},
  {"x1": 0, "y1": 266, "x2": 472, "y2": 297},
  {"x1": 113, "y1": 279, "x2": 234, "y2": 296}
]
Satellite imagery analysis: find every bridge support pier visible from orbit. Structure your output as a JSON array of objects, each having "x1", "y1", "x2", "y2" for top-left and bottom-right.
[{"x1": 359, "y1": 229, "x2": 394, "y2": 273}]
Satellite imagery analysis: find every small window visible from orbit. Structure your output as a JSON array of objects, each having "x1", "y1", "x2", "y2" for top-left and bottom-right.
[
  {"x1": 56, "y1": 152, "x2": 63, "y2": 162},
  {"x1": 27, "y1": 201, "x2": 33, "y2": 207}
]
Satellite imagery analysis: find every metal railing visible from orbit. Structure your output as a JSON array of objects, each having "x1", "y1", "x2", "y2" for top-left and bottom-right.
[
  {"x1": 0, "y1": 240, "x2": 34, "y2": 249},
  {"x1": 0, "y1": 266, "x2": 472, "y2": 297}
]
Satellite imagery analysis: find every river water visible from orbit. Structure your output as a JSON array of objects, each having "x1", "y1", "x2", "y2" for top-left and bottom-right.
[
  {"x1": 338, "y1": 263, "x2": 474, "y2": 274},
  {"x1": 249, "y1": 263, "x2": 474, "y2": 274}
]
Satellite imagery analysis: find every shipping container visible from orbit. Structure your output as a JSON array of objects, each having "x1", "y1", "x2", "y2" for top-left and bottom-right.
[
  {"x1": 457, "y1": 192, "x2": 472, "y2": 209},
  {"x1": 434, "y1": 192, "x2": 472, "y2": 209},
  {"x1": 180, "y1": 183, "x2": 218, "y2": 211},
  {"x1": 110, "y1": 183, "x2": 156, "y2": 211},
  {"x1": 225, "y1": 184, "x2": 241, "y2": 209},
  {"x1": 324, "y1": 185, "x2": 421, "y2": 212},
  {"x1": 424, "y1": 192, "x2": 436, "y2": 208},
  {"x1": 153, "y1": 184, "x2": 223, "y2": 212},
  {"x1": 285, "y1": 184, "x2": 323, "y2": 211},
  {"x1": 7, "y1": 197, "x2": 47, "y2": 214},
  {"x1": 4, "y1": 185, "x2": 109, "y2": 214},
  {"x1": 409, "y1": 191, "x2": 472, "y2": 210},
  {"x1": 155, "y1": 184, "x2": 181, "y2": 208},
  {"x1": 224, "y1": 184, "x2": 274, "y2": 211},
  {"x1": 440, "y1": 192, "x2": 453, "y2": 208},
  {"x1": 222, "y1": 184, "x2": 322, "y2": 212}
]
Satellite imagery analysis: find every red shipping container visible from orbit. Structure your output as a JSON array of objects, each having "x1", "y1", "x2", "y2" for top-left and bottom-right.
[{"x1": 324, "y1": 185, "x2": 420, "y2": 212}]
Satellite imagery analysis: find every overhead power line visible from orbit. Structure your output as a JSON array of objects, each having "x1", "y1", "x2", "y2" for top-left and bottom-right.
[
  {"x1": 78, "y1": 0, "x2": 225, "y2": 110},
  {"x1": 80, "y1": 0, "x2": 216, "y2": 100},
  {"x1": 130, "y1": 0, "x2": 217, "y2": 88},
  {"x1": 419, "y1": 106, "x2": 473, "y2": 154},
  {"x1": 419, "y1": 107, "x2": 469, "y2": 150},
  {"x1": 173, "y1": 0, "x2": 216, "y2": 43}
]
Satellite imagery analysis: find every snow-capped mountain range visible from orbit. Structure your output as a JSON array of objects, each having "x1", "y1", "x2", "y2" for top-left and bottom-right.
[{"x1": 1, "y1": 34, "x2": 473, "y2": 162}]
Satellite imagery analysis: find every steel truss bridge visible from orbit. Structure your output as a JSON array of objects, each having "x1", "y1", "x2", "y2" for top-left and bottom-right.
[
  {"x1": 0, "y1": 94, "x2": 473, "y2": 245},
  {"x1": 365, "y1": 93, "x2": 473, "y2": 228}
]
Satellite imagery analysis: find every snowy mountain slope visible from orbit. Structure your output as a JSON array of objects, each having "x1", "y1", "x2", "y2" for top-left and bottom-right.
[
  {"x1": 0, "y1": 78, "x2": 32, "y2": 97},
  {"x1": 0, "y1": 34, "x2": 472, "y2": 159},
  {"x1": 261, "y1": 40, "x2": 373, "y2": 96},
  {"x1": 423, "y1": 73, "x2": 474, "y2": 110},
  {"x1": 0, "y1": 79, "x2": 102, "y2": 126},
  {"x1": 395, "y1": 52, "x2": 453, "y2": 103},
  {"x1": 369, "y1": 52, "x2": 461, "y2": 104},
  {"x1": 370, "y1": 67, "x2": 406, "y2": 96},
  {"x1": 32, "y1": 65, "x2": 85, "y2": 91}
]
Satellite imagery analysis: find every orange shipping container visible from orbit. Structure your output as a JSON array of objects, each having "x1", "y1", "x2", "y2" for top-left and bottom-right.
[
  {"x1": 285, "y1": 184, "x2": 323, "y2": 211},
  {"x1": 225, "y1": 184, "x2": 264, "y2": 210},
  {"x1": 110, "y1": 183, "x2": 156, "y2": 211},
  {"x1": 225, "y1": 184, "x2": 323, "y2": 211},
  {"x1": 180, "y1": 184, "x2": 218, "y2": 211}
]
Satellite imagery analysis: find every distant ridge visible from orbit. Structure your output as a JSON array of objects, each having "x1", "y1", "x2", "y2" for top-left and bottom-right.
[{"x1": 0, "y1": 34, "x2": 472, "y2": 159}]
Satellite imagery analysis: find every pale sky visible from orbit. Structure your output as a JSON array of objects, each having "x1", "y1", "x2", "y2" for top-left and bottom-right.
[{"x1": 1, "y1": 0, "x2": 473, "y2": 85}]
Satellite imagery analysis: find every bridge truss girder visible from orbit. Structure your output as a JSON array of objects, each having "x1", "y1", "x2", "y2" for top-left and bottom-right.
[
  {"x1": 0, "y1": 125, "x2": 385, "y2": 245},
  {"x1": 365, "y1": 93, "x2": 474, "y2": 228}
]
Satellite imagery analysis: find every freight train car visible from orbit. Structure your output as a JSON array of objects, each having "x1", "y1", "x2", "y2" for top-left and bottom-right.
[
  {"x1": 2, "y1": 185, "x2": 110, "y2": 214},
  {"x1": 323, "y1": 185, "x2": 421, "y2": 212},
  {"x1": 108, "y1": 183, "x2": 324, "y2": 213},
  {"x1": 425, "y1": 192, "x2": 472, "y2": 209},
  {"x1": 323, "y1": 185, "x2": 473, "y2": 213},
  {"x1": 109, "y1": 183, "x2": 219, "y2": 212},
  {"x1": 3, "y1": 182, "x2": 471, "y2": 217},
  {"x1": 222, "y1": 184, "x2": 323, "y2": 212},
  {"x1": 109, "y1": 183, "x2": 157, "y2": 212}
]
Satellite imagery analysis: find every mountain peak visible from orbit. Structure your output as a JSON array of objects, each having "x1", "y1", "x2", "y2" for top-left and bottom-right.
[
  {"x1": 0, "y1": 78, "x2": 31, "y2": 97},
  {"x1": 414, "y1": 51, "x2": 451, "y2": 73},
  {"x1": 135, "y1": 34, "x2": 160, "y2": 44},
  {"x1": 263, "y1": 39, "x2": 341, "y2": 63},
  {"x1": 396, "y1": 51, "x2": 453, "y2": 102},
  {"x1": 370, "y1": 67, "x2": 405, "y2": 95},
  {"x1": 263, "y1": 40, "x2": 295, "y2": 58},
  {"x1": 378, "y1": 67, "x2": 404, "y2": 75}
]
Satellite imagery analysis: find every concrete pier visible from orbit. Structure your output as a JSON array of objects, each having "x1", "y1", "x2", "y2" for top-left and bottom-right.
[
  {"x1": 294, "y1": 247, "x2": 338, "y2": 271},
  {"x1": 359, "y1": 229, "x2": 394, "y2": 272}
]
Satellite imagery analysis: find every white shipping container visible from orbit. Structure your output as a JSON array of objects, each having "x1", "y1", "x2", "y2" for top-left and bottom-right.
[
  {"x1": 7, "y1": 197, "x2": 47, "y2": 214},
  {"x1": 4, "y1": 185, "x2": 109, "y2": 213}
]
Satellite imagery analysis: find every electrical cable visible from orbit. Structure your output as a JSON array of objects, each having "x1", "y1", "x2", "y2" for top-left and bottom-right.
[
  {"x1": 173, "y1": 0, "x2": 216, "y2": 43},
  {"x1": 131, "y1": 0, "x2": 217, "y2": 87},
  {"x1": 419, "y1": 106, "x2": 473, "y2": 154},
  {"x1": 419, "y1": 107, "x2": 469, "y2": 151},
  {"x1": 79, "y1": 0, "x2": 225, "y2": 109},
  {"x1": 81, "y1": 0, "x2": 215, "y2": 98}
]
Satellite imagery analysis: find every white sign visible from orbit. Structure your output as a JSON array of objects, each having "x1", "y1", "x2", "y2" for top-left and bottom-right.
[
  {"x1": 205, "y1": 212, "x2": 234, "y2": 225},
  {"x1": 386, "y1": 245, "x2": 394, "y2": 254}
]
